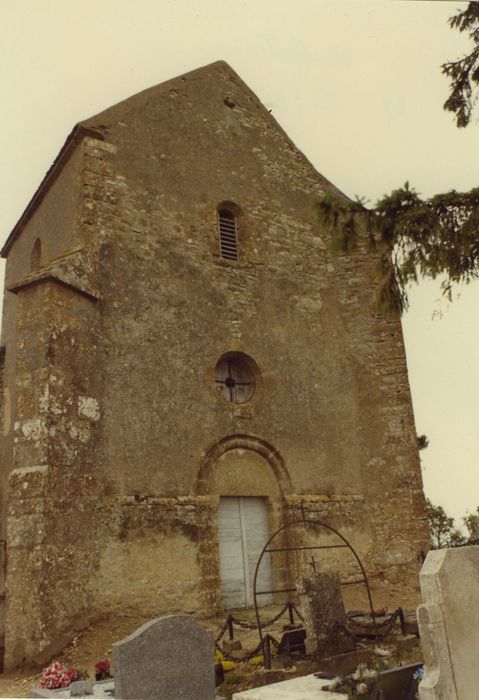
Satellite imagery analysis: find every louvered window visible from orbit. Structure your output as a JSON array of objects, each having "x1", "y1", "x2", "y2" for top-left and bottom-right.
[{"x1": 218, "y1": 209, "x2": 238, "y2": 260}]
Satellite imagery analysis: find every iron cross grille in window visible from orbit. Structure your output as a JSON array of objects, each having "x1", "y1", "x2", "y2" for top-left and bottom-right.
[
  {"x1": 215, "y1": 358, "x2": 254, "y2": 403},
  {"x1": 218, "y1": 209, "x2": 239, "y2": 260}
]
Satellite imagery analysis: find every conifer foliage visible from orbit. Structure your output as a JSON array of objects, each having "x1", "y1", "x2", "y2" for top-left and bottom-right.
[
  {"x1": 442, "y1": 2, "x2": 479, "y2": 128},
  {"x1": 315, "y1": 4, "x2": 479, "y2": 315},
  {"x1": 314, "y1": 186, "x2": 479, "y2": 315}
]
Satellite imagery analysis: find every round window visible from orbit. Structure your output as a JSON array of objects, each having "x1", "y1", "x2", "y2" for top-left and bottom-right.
[{"x1": 215, "y1": 354, "x2": 256, "y2": 404}]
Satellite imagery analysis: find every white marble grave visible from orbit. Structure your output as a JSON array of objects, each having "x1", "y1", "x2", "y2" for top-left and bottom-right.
[
  {"x1": 417, "y1": 545, "x2": 479, "y2": 700},
  {"x1": 233, "y1": 674, "x2": 345, "y2": 699}
]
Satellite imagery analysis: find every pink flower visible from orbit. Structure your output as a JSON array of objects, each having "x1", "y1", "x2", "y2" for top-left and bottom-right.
[{"x1": 39, "y1": 662, "x2": 80, "y2": 689}]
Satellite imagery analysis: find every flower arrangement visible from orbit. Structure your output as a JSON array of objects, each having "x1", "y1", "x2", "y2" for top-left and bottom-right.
[
  {"x1": 214, "y1": 649, "x2": 238, "y2": 671},
  {"x1": 413, "y1": 666, "x2": 424, "y2": 681},
  {"x1": 413, "y1": 665, "x2": 424, "y2": 699},
  {"x1": 220, "y1": 659, "x2": 238, "y2": 671},
  {"x1": 39, "y1": 662, "x2": 81, "y2": 689},
  {"x1": 95, "y1": 659, "x2": 112, "y2": 681},
  {"x1": 248, "y1": 655, "x2": 264, "y2": 667},
  {"x1": 324, "y1": 664, "x2": 379, "y2": 698}
]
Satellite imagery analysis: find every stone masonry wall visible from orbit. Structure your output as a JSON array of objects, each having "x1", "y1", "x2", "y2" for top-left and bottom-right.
[
  {"x1": 94, "y1": 496, "x2": 218, "y2": 615},
  {"x1": 4, "y1": 278, "x2": 106, "y2": 669},
  {"x1": 0, "y1": 62, "x2": 429, "y2": 667}
]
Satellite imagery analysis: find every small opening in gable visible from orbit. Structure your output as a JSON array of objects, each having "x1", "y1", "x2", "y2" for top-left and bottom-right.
[
  {"x1": 31, "y1": 239, "x2": 42, "y2": 272},
  {"x1": 217, "y1": 206, "x2": 239, "y2": 261}
]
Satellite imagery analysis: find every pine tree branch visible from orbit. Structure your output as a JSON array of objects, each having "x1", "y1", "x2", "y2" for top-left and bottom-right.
[
  {"x1": 442, "y1": 2, "x2": 479, "y2": 127},
  {"x1": 314, "y1": 186, "x2": 479, "y2": 314}
]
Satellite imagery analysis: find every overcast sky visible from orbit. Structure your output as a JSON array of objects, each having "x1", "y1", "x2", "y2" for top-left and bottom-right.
[{"x1": 1, "y1": 0, "x2": 478, "y2": 524}]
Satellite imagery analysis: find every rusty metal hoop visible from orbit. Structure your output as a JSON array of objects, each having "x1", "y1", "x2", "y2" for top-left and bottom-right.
[{"x1": 252, "y1": 517, "x2": 377, "y2": 664}]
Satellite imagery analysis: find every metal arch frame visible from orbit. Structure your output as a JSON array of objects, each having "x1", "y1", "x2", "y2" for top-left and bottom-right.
[{"x1": 252, "y1": 517, "x2": 377, "y2": 656}]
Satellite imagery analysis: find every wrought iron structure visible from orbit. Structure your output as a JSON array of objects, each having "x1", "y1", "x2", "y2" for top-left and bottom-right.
[{"x1": 252, "y1": 507, "x2": 377, "y2": 668}]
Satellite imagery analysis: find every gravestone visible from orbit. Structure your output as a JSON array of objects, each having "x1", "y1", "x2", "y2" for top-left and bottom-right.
[
  {"x1": 113, "y1": 614, "x2": 216, "y2": 700},
  {"x1": 417, "y1": 546, "x2": 479, "y2": 700},
  {"x1": 296, "y1": 570, "x2": 355, "y2": 657}
]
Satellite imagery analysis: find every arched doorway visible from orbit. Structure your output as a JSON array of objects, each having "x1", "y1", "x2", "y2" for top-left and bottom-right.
[{"x1": 196, "y1": 434, "x2": 292, "y2": 608}]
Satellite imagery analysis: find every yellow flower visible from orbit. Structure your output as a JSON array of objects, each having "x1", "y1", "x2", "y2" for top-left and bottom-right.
[
  {"x1": 220, "y1": 660, "x2": 238, "y2": 671},
  {"x1": 249, "y1": 656, "x2": 264, "y2": 666}
]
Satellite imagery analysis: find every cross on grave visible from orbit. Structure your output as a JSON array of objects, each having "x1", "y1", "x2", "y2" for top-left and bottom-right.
[{"x1": 309, "y1": 555, "x2": 318, "y2": 572}]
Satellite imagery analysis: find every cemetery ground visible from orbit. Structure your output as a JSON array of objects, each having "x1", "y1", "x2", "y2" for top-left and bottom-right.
[{"x1": 0, "y1": 578, "x2": 422, "y2": 698}]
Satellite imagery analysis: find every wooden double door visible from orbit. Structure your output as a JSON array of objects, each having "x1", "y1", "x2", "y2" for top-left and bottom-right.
[{"x1": 218, "y1": 497, "x2": 273, "y2": 608}]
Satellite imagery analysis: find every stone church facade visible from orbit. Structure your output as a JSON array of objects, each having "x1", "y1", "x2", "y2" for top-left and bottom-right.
[{"x1": 0, "y1": 62, "x2": 428, "y2": 669}]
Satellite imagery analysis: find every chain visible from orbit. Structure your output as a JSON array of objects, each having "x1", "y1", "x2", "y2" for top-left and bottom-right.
[
  {"x1": 216, "y1": 599, "x2": 304, "y2": 638},
  {"x1": 229, "y1": 602, "x2": 291, "y2": 630},
  {"x1": 372, "y1": 609, "x2": 400, "y2": 636},
  {"x1": 214, "y1": 605, "x2": 295, "y2": 664},
  {"x1": 347, "y1": 608, "x2": 400, "y2": 639},
  {"x1": 215, "y1": 617, "x2": 230, "y2": 643},
  {"x1": 215, "y1": 638, "x2": 265, "y2": 663},
  {"x1": 268, "y1": 633, "x2": 280, "y2": 649},
  {"x1": 227, "y1": 617, "x2": 259, "y2": 630},
  {"x1": 290, "y1": 603, "x2": 304, "y2": 622},
  {"x1": 215, "y1": 605, "x2": 401, "y2": 665}
]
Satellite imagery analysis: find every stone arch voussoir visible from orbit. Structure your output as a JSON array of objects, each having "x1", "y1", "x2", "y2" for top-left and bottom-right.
[{"x1": 195, "y1": 433, "x2": 292, "y2": 496}]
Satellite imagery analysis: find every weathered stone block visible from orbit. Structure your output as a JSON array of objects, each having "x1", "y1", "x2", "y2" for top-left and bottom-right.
[
  {"x1": 112, "y1": 615, "x2": 215, "y2": 700},
  {"x1": 296, "y1": 570, "x2": 355, "y2": 657},
  {"x1": 222, "y1": 638, "x2": 242, "y2": 653}
]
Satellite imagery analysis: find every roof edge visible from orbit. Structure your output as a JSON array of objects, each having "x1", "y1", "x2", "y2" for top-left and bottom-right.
[
  {"x1": 79, "y1": 60, "x2": 234, "y2": 129},
  {"x1": 1, "y1": 125, "x2": 104, "y2": 258},
  {"x1": 8, "y1": 272, "x2": 101, "y2": 301},
  {"x1": 80, "y1": 60, "x2": 350, "y2": 203}
]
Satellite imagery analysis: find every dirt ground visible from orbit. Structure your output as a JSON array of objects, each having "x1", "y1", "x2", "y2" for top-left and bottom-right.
[{"x1": 0, "y1": 580, "x2": 422, "y2": 698}]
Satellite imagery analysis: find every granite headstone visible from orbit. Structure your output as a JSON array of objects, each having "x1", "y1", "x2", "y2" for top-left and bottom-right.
[{"x1": 113, "y1": 614, "x2": 216, "y2": 700}]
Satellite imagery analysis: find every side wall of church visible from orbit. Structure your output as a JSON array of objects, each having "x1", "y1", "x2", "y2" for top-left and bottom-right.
[
  {"x1": 1, "y1": 139, "x2": 116, "y2": 669},
  {"x1": 1, "y1": 144, "x2": 86, "y2": 542}
]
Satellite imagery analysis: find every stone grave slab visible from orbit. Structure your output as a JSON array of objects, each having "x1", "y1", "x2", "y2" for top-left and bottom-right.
[
  {"x1": 233, "y1": 673, "x2": 345, "y2": 699},
  {"x1": 113, "y1": 614, "x2": 216, "y2": 700}
]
